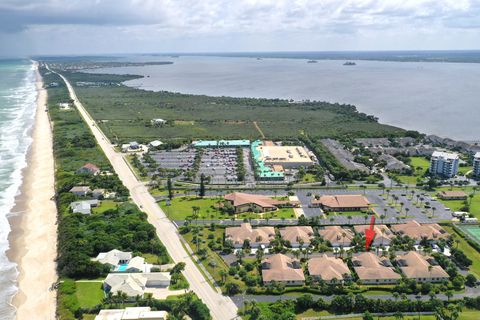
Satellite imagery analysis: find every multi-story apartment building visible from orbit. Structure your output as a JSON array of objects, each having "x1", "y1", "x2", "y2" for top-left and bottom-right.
[
  {"x1": 473, "y1": 152, "x2": 480, "y2": 177},
  {"x1": 429, "y1": 151, "x2": 459, "y2": 178}
]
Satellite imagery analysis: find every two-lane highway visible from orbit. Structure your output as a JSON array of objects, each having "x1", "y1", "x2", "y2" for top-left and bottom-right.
[{"x1": 48, "y1": 66, "x2": 238, "y2": 320}]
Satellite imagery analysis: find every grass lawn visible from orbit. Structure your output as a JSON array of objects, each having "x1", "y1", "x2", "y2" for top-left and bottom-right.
[
  {"x1": 82, "y1": 315, "x2": 96, "y2": 320},
  {"x1": 160, "y1": 196, "x2": 295, "y2": 220},
  {"x1": 141, "y1": 253, "x2": 165, "y2": 264},
  {"x1": 444, "y1": 226, "x2": 480, "y2": 278},
  {"x1": 160, "y1": 196, "x2": 228, "y2": 220},
  {"x1": 299, "y1": 173, "x2": 320, "y2": 183},
  {"x1": 394, "y1": 156, "x2": 430, "y2": 185},
  {"x1": 75, "y1": 281, "x2": 104, "y2": 308},
  {"x1": 92, "y1": 200, "x2": 120, "y2": 214}
]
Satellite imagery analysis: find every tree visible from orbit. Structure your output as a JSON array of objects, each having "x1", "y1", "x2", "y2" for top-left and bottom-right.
[
  {"x1": 199, "y1": 173, "x2": 206, "y2": 197},
  {"x1": 170, "y1": 262, "x2": 186, "y2": 275},
  {"x1": 167, "y1": 178, "x2": 174, "y2": 200},
  {"x1": 466, "y1": 274, "x2": 477, "y2": 287},
  {"x1": 225, "y1": 282, "x2": 241, "y2": 295},
  {"x1": 362, "y1": 311, "x2": 374, "y2": 320}
]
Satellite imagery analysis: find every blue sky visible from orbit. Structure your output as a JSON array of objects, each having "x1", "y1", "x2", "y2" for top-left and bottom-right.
[{"x1": 1, "y1": 0, "x2": 480, "y2": 56}]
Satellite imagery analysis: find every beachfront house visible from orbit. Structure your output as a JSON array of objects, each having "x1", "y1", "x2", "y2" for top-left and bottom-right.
[
  {"x1": 93, "y1": 249, "x2": 151, "y2": 272},
  {"x1": 95, "y1": 307, "x2": 168, "y2": 320},
  {"x1": 70, "y1": 200, "x2": 99, "y2": 215},
  {"x1": 69, "y1": 186, "x2": 91, "y2": 197},
  {"x1": 76, "y1": 163, "x2": 100, "y2": 175},
  {"x1": 103, "y1": 272, "x2": 171, "y2": 297}
]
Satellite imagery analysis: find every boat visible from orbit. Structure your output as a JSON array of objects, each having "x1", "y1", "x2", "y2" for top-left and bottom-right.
[{"x1": 343, "y1": 61, "x2": 356, "y2": 66}]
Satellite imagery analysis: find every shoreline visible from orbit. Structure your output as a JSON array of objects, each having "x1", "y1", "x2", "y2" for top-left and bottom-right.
[{"x1": 6, "y1": 62, "x2": 58, "y2": 320}]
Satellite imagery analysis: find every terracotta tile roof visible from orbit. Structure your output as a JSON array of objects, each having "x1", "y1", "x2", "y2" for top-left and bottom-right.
[
  {"x1": 80, "y1": 162, "x2": 100, "y2": 173},
  {"x1": 308, "y1": 254, "x2": 350, "y2": 281},
  {"x1": 437, "y1": 191, "x2": 467, "y2": 198},
  {"x1": 354, "y1": 224, "x2": 394, "y2": 245},
  {"x1": 390, "y1": 220, "x2": 448, "y2": 241},
  {"x1": 224, "y1": 192, "x2": 295, "y2": 209},
  {"x1": 279, "y1": 226, "x2": 314, "y2": 245},
  {"x1": 395, "y1": 251, "x2": 449, "y2": 279},
  {"x1": 225, "y1": 223, "x2": 275, "y2": 246},
  {"x1": 261, "y1": 254, "x2": 305, "y2": 282},
  {"x1": 352, "y1": 252, "x2": 401, "y2": 281},
  {"x1": 313, "y1": 195, "x2": 370, "y2": 209},
  {"x1": 318, "y1": 226, "x2": 354, "y2": 246}
]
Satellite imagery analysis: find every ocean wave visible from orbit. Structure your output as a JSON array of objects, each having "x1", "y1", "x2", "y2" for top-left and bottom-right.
[{"x1": 0, "y1": 61, "x2": 37, "y2": 320}]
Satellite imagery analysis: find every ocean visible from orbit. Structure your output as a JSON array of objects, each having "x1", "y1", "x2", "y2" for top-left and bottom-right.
[
  {"x1": 90, "y1": 55, "x2": 480, "y2": 141},
  {"x1": 0, "y1": 59, "x2": 37, "y2": 319}
]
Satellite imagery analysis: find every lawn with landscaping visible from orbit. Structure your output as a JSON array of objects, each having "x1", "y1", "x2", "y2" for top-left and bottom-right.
[{"x1": 159, "y1": 196, "x2": 295, "y2": 221}]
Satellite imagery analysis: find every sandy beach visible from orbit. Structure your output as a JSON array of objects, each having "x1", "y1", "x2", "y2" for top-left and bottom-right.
[{"x1": 7, "y1": 62, "x2": 58, "y2": 320}]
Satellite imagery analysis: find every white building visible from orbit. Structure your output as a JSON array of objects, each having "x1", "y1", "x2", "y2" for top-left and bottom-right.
[
  {"x1": 151, "y1": 118, "x2": 166, "y2": 126},
  {"x1": 70, "y1": 200, "x2": 99, "y2": 215},
  {"x1": 103, "y1": 273, "x2": 171, "y2": 297},
  {"x1": 474, "y1": 152, "x2": 480, "y2": 177},
  {"x1": 95, "y1": 307, "x2": 168, "y2": 320},
  {"x1": 93, "y1": 249, "x2": 151, "y2": 272},
  {"x1": 429, "y1": 151, "x2": 459, "y2": 178}
]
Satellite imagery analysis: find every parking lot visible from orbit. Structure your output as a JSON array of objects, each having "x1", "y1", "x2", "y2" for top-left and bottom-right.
[
  {"x1": 149, "y1": 148, "x2": 196, "y2": 171},
  {"x1": 196, "y1": 148, "x2": 240, "y2": 184}
]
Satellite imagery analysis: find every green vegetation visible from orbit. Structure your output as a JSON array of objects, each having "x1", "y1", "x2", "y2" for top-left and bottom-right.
[
  {"x1": 445, "y1": 225, "x2": 480, "y2": 278},
  {"x1": 241, "y1": 294, "x2": 473, "y2": 320},
  {"x1": 54, "y1": 69, "x2": 404, "y2": 144},
  {"x1": 159, "y1": 196, "x2": 295, "y2": 220},
  {"x1": 392, "y1": 157, "x2": 430, "y2": 185},
  {"x1": 91, "y1": 200, "x2": 119, "y2": 214},
  {"x1": 75, "y1": 282, "x2": 104, "y2": 308}
]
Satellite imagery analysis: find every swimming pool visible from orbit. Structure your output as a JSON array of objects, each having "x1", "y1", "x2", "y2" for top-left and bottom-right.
[{"x1": 117, "y1": 264, "x2": 128, "y2": 272}]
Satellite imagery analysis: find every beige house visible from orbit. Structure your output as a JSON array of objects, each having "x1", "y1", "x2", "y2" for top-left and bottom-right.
[
  {"x1": 354, "y1": 224, "x2": 394, "y2": 247},
  {"x1": 318, "y1": 226, "x2": 354, "y2": 247},
  {"x1": 70, "y1": 186, "x2": 91, "y2": 197},
  {"x1": 261, "y1": 254, "x2": 305, "y2": 285},
  {"x1": 77, "y1": 162, "x2": 100, "y2": 175},
  {"x1": 93, "y1": 249, "x2": 132, "y2": 269},
  {"x1": 92, "y1": 188, "x2": 106, "y2": 199},
  {"x1": 391, "y1": 220, "x2": 448, "y2": 244},
  {"x1": 437, "y1": 190, "x2": 467, "y2": 200},
  {"x1": 395, "y1": 251, "x2": 449, "y2": 283},
  {"x1": 308, "y1": 254, "x2": 351, "y2": 284},
  {"x1": 279, "y1": 226, "x2": 314, "y2": 247},
  {"x1": 352, "y1": 252, "x2": 401, "y2": 284},
  {"x1": 225, "y1": 223, "x2": 275, "y2": 248},
  {"x1": 224, "y1": 192, "x2": 299, "y2": 213},
  {"x1": 311, "y1": 195, "x2": 370, "y2": 211},
  {"x1": 103, "y1": 273, "x2": 171, "y2": 297},
  {"x1": 95, "y1": 307, "x2": 168, "y2": 320}
]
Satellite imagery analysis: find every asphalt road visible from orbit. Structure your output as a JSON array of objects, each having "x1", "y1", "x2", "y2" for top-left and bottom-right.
[{"x1": 50, "y1": 66, "x2": 239, "y2": 320}]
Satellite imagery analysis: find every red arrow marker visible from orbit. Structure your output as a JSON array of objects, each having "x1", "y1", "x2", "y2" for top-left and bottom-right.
[{"x1": 365, "y1": 215, "x2": 376, "y2": 251}]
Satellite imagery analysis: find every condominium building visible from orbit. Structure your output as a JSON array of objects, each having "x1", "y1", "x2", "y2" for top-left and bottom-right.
[
  {"x1": 474, "y1": 152, "x2": 480, "y2": 177},
  {"x1": 429, "y1": 151, "x2": 459, "y2": 178}
]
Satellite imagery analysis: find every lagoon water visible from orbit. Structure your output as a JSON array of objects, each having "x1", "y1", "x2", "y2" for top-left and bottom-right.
[
  {"x1": 93, "y1": 56, "x2": 480, "y2": 141},
  {"x1": 0, "y1": 60, "x2": 37, "y2": 319}
]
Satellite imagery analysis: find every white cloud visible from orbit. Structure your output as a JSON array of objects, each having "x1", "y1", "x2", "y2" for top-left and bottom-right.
[{"x1": 0, "y1": 0, "x2": 479, "y2": 55}]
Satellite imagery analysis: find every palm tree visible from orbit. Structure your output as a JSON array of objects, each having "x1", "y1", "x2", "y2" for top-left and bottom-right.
[
  {"x1": 219, "y1": 269, "x2": 227, "y2": 284},
  {"x1": 432, "y1": 207, "x2": 437, "y2": 218},
  {"x1": 446, "y1": 290, "x2": 453, "y2": 302},
  {"x1": 405, "y1": 207, "x2": 410, "y2": 218},
  {"x1": 380, "y1": 214, "x2": 386, "y2": 225}
]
